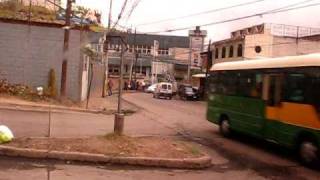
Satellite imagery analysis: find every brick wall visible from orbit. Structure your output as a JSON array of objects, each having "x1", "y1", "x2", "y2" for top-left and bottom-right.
[{"x1": 0, "y1": 21, "x2": 85, "y2": 102}]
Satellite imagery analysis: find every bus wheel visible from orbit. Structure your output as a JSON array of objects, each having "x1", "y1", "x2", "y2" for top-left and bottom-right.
[
  {"x1": 219, "y1": 118, "x2": 231, "y2": 137},
  {"x1": 298, "y1": 139, "x2": 319, "y2": 165}
]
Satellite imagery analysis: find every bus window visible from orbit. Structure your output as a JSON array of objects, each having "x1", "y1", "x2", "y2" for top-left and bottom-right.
[
  {"x1": 238, "y1": 72, "x2": 262, "y2": 98},
  {"x1": 283, "y1": 74, "x2": 306, "y2": 103}
]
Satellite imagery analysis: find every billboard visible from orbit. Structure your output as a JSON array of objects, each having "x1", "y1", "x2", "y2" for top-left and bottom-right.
[{"x1": 190, "y1": 36, "x2": 204, "y2": 69}]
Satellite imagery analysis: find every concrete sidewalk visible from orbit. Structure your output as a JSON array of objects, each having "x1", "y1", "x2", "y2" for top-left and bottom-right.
[{"x1": 0, "y1": 93, "x2": 138, "y2": 114}]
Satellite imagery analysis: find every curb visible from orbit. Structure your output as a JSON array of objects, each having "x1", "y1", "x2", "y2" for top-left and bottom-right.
[
  {"x1": 0, "y1": 103, "x2": 102, "y2": 114},
  {"x1": 0, "y1": 102, "x2": 138, "y2": 116},
  {"x1": 0, "y1": 145, "x2": 212, "y2": 169}
]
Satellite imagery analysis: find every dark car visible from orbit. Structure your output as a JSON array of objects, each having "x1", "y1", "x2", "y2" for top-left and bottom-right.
[{"x1": 178, "y1": 84, "x2": 199, "y2": 100}]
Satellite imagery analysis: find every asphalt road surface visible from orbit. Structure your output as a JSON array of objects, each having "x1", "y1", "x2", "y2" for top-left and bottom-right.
[{"x1": 0, "y1": 92, "x2": 319, "y2": 180}]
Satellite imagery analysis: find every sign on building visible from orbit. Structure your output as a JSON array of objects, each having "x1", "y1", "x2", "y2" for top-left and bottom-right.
[{"x1": 189, "y1": 26, "x2": 207, "y2": 69}]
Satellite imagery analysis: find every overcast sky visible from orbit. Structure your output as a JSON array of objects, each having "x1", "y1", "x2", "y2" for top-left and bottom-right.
[{"x1": 64, "y1": 0, "x2": 320, "y2": 41}]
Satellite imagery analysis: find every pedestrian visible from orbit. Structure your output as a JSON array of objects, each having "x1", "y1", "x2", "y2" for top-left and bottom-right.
[
  {"x1": 124, "y1": 81, "x2": 128, "y2": 90},
  {"x1": 107, "y1": 79, "x2": 113, "y2": 96},
  {"x1": 136, "y1": 80, "x2": 140, "y2": 91},
  {"x1": 130, "y1": 80, "x2": 135, "y2": 90}
]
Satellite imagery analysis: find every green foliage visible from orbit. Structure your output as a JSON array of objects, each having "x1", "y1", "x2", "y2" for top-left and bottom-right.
[
  {"x1": 0, "y1": 0, "x2": 21, "y2": 11},
  {"x1": 81, "y1": 46, "x2": 99, "y2": 61},
  {"x1": 48, "y1": 69, "x2": 57, "y2": 98},
  {"x1": 0, "y1": 0, "x2": 56, "y2": 21},
  {"x1": 73, "y1": 5, "x2": 89, "y2": 18}
]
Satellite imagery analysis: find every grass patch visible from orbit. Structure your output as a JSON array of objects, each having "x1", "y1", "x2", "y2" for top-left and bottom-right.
[{"x1": 8, "y1": 136, "x2": 206, "y2": 159}]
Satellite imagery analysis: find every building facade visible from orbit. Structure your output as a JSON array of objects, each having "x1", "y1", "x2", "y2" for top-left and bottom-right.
[
  {"x1": 104, "y1": 33, "x2": 190, "y2": 82},
  {"x1": 0, "y1": 18, "x2": 90, "y2": 102},
  {"x1": 212, "y1": 23, "x2": 320, "y2": 64}
]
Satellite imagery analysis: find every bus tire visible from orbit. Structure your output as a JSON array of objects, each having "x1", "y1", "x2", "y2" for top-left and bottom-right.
[
  {"x1": 219, "y1": 117, "x2": 231, "y2": 137},
  {"x1": 298, "y1": 138, "x2": 319, "y2": 166}
]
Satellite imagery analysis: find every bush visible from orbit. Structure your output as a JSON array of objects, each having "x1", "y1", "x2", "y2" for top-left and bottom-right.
[
  {"x1": 0, "y1": 79, "x2": 33, "y2": 96},
  {"x1": 0, "y1": 0, "x2": 21, "y2": 11}
]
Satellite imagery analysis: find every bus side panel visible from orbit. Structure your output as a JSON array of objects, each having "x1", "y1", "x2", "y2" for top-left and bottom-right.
[
  {"x1": 207, "y1": 94, "x2": 266, "y2": 138},
  {"x1": 264, "y1": 120, "x2": 320, "y2": 148},
  {"x1": 264, "y1": 102, "x2": 320, "y2": 148}
]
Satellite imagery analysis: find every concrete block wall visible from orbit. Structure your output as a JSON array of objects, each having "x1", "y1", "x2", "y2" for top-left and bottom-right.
[
  {"x1": 0, "y1": 21, "x2": 84, "y2": 102},
  {"x1": 244, "y1": 33, "x2": 274, "y2": 59}
]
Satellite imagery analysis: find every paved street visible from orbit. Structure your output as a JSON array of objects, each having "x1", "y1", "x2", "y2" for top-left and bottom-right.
[{"x1": 0, "y1": 92, "x2": 319, "y2": 179}]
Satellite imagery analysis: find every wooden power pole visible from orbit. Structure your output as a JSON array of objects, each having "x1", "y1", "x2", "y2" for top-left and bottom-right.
[
  {"x1": 60, "y1": 0, "x2": 72, "y2": 97},
  {"x1": 102, "y1": 0, "x2": 113, "y2": 97}
]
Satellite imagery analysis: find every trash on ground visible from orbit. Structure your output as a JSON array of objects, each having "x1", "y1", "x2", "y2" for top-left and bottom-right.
[{"x1": 0, "y1": 125, "x2": 14, "y2": 144}]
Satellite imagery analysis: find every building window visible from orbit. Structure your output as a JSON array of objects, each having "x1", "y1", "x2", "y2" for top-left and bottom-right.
[
  {"x1": 215, "y1": 48, "x2": 219, "y2": 59},
  {"x1": 222, "y1": 47, "x2": 226, "y2": 58},
  {"x1": 229, "y1": 45, "x2": 234, "y2": 58},
  {"x1": 114, "y1": 68, "x2": 119, "y2": 73},
  {"x1": 255, "y1": 46, "x2": 262, "y2": 53},
  {"x1": 237, "y1": 44, "x2": 243, "y2": 57}
]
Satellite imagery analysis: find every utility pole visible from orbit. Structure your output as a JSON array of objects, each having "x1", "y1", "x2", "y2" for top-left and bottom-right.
[
  {"x1": 129, "y1": 28, "x2": 136, "y2": 83},
  {"x1": 102, "y1": 0, "x2": 113, "y2": 97},
  {"x1": 114, "y1": 42, "x2": 125, "y2": 134},
  {"x1": 204, "y1": 39, "x2": 212, "y2": 99},
  {"x1": 105, "y1": 31, "x2": 127, "y2": 135},
  {"x1": 114, "y1": 33, "x2": 127, "y2": 135},
  {"x1": 134, "y1": 32, "x2": 138, "y2": 82},
  {"x1": 60, "y1": 0, "x2": 72, "y2": 97},
  {"x1": 108, "y1": 0, "x2": 113, "y2": 29}
]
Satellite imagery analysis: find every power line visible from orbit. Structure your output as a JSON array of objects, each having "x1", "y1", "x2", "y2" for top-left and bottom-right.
[
  {"x1": 112, "y1": 0, "x2": 129, "y2": 29},
  {"x1": 123, "y1": 0, "x2": 143, "y2": 22},
  {"x1": 144, "y1": 1, "x2": 320, "y2": 34},
  {"x1": 263, "y1": 0, "x2": 314, "y2": 13},
  {"x1": 135, "y1": 0, "x2": 267, "y2": 27}
]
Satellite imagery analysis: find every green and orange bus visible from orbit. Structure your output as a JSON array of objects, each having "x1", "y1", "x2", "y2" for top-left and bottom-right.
[{"x1": 207, "y1": 54, "x2": 320, "y2": 164}]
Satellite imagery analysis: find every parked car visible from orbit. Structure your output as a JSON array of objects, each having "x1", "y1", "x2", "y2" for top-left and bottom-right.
[
  {"x1": 153, "y1": 82, "x2": 173, "y2": 100},
  {"x1": 178, "y1": 84, "x2": 199, "y2": 100},
  {"x1": 145, "y1": 83, "x2": 157, "y2": 93}
]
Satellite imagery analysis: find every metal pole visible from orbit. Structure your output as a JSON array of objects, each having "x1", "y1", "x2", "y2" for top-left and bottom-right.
[
  {"x1": 102, "y1": 0, "x2": 113, "y2": 97},
  {"x1": 114, "y1": 40, "x2": 125, "y2": 135},
  {"x1": 187, "y1": 35, "x2": 192, "y2": 82},
  {"x1": 117, "y1": 43, "x2": 124, "y2": 113},
  {"x1": 129, "y1": 29, "x2": 136, "y2": 83},
  {"x1": 204, "y1": 40, "x2": 211, "y2": 100},
  {"x1": 108, "y1": 0, "x2": 113, "y2": 29},
  {"x1": 133, "y1": 29, "x2": 138, "y2": 82},
  {"x1": 60, "y1": 0, "x2": 72, "y2": 97}
]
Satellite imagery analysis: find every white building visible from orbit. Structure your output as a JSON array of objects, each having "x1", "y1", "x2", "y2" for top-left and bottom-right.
[{"x1": 212, "y1": 23, "x2": 320, "y2": 64}]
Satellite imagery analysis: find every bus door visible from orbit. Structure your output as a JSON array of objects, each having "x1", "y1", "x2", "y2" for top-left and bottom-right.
[{"x1": 262, "y1": 74, "x2": 283, "y2": 142}]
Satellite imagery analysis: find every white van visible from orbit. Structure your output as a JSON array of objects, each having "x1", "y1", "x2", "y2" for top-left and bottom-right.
[{"x1": 153, "y1": 82, "x2": 173, "y2": 100}]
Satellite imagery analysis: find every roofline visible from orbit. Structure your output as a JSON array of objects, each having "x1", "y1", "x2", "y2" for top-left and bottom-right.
[
  {"x1": 210, "y1": 54, "x2": 320, "y2": 71},
  {"x1": 211, "y1": 37, "x2": 244, "y2": 46},
  {"x1": 0, "y1": 17, "x2": 91, "y2": 31},
  {"x1": 136, "y1": 33, "x2": 189, "y2": 38}
]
